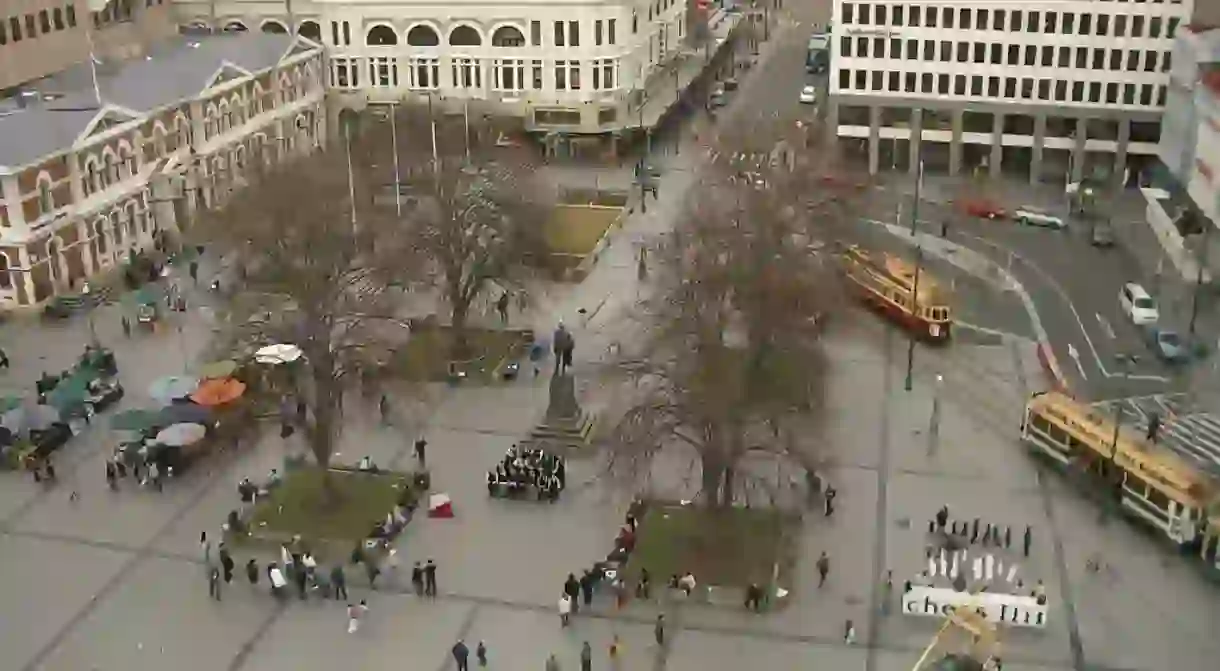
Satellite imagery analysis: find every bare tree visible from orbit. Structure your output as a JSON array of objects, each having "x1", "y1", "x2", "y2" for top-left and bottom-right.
[
  {"x1": 606, "y1": 120, "x2": 870, "y2": 508},
  {"x1": 367, "y1": 108, "x2": 551, "y2": 355},
  {"x1": 203, "y1": 145, "x2": 411, "y2": 486}
]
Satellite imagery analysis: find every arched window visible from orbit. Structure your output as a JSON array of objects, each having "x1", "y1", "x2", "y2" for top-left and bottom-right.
[
  {"x1": 93, "y1": 220, "x2": 108, "y2": 255},
  {"x1": 152, "y1": 123, "x2": 168, "y2": 155},
  {"x1": 448, "y1": 25, "x2": 482, "y2": 46},
  {"x1": 223, "y1": 20, "x2": 247, "y2": 33},
  {"x1": 119, "y1": 143, "x2": 136, "y2": 177},
  {"x1": 491, "y1": 25, "x2": 525, "y2": 47},
  {"x1": 36, "y1": 174, "x2": 54, "y2": 215},
  {"x1": 103, "y1": 151, "x2": 119, "y2": 184},
  {"x1": 175, "y1": 116, "x2": 191, "y2": 150},
  {"x1": 219, "y1": 101, "x2": 232, "y2": 133},
  {"x1": 125, "y1": 203, "x2": 138, "y2": 239},
  {"x1": 0, "y1": 252, "x2": 12, "y2": 289},
  {"x1": 367, "y1": 24, "x2": 397, "y2": 46},
  {"x1": 112, "y1": 210, "x2": 125, "y2": 246},
  {"x1": 406, "y1": 24, "x2": 440, "y2": 46},
  {"x1": 47, "y1": 239, "x2": 61, "y2": 281},
  {"x1": 84, "y1": 159, "x2": 101, "y2": 195},
  {"x1": 251, "y1": 84, "x2": 265, "y2": 115},
  {"x1": 298, "y1": 21, "x2": 321, "y2": 41},
  {"x1": 261, "y1": 20, "x2": 287, "y2": 34}
]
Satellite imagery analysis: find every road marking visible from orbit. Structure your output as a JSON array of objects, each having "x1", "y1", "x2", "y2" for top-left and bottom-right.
[
  {"x1": 954, "y1": 321, "x2": 1035, "y2": 343},
  {"x1": 1068, "y1": 343, "x2": 1089, "y2": 381},
  {"x1": 1124, "y1": 374, "x2": 1173, "y2": 383},
  {"x1": 1095, "y1": 313, "x2": 1116, "y2": 340}
]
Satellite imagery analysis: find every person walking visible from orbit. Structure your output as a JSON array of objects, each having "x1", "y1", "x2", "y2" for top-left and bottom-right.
[
  {"x1": 581, "y1": 640, "x2": 593, "y2": 671},
  {"x1": 1023, "y1": 525, "x2": 1032, "y2": 557},
  {"x1": 559, "y1": 593, "x2": 573, "y2": 626},
  {"x1": 424, "y1": 559, "x2": 438, "y2": 597},
  {"x1": 208, "y1": 565, "x2": 222, "y2": 601},
  {"x1": 411, "y1": 562, "x2": 425, "y2": 596},
  {"x1": 497, "y1": 292, "x2": 511, "y2": 325},
  {"x1": 476, "y1": 641, "x2": 488, "y2": 667},
  {"x1": 654, "y1": 614, "x2": 666, "y2": 647},
  {"x1": 332, "y1": 564, "x2": 348, "y2": 600},
  {"x1": 414, "y1": 437, "x2": 428, "y2": 468},
  {"x1": 121, "y1": 316, "x2": 131, "y2": 339},
  {"x1": 379, "y1": 394, "x2": 390, "y2": 425},
  {"x1": 452, "y1": 639, "x2": 471, "y2": 671},
  {"x1": 935, "y1": 505, "x2": 949, "y2": 531},
  {"x1": 816, "y1": 552, "x2": 830, "y2": 588},
  {"x1": 201, "y1": 532, "x2": 213, "y2": 568},
  {"x1": 564, "y1": 573, "x2": 581, "y2": 614},
  {"x1": 545, "y1": 653, "x2": 562, "y2": 671},
  {"x1": 219, "y1": 543, "x2": 235, "y2": 584},
  {"x1": 844, "y1": 619, "x2": 857, "y2": 645},
  {"x1": 824, "y1": 486, "x2": 837, "y2": 517},
  {"x1": 347, "y1": 600, "x2": 368, "y2": 634},
  {"x1": 246, "y1": 559, "x2": 259, "y2": 587},
  {"x1": 105, "y1": 461, "x2": 118, "y2": 491}
]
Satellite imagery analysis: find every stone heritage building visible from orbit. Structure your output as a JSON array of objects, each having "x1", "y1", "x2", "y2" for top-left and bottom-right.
[{"x1": 0, "y1": 32, "x2": 325, "y2": 308}]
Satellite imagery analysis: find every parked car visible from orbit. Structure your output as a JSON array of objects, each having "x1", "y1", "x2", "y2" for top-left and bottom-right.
[
  {"x1": 1145, "y1": 326, "x2": 1189, "y2": 363},
  {"x1": 1119, "y1": 282, "x2": 1159, "y2": 326},
  {"x1": 1014, "y1": 208, "x2": 1067, "y2": 229},
  {"x1": 958, "y1": 198, "x2": 1006, "y2": 220},
  {"x1": 799, "y1": 85, "x2": 818, "y2": 105},
  {"x1": 1090, "y1": 220, "x2": 1116, "y2": 247}
]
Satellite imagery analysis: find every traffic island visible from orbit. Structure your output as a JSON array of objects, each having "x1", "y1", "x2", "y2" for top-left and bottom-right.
[
  {"x1": 620, "y1": 501, "x2": 797, "y2": 611},
  {"x1": 236, "y1": 467, "x2": 422, "y2": 561}
]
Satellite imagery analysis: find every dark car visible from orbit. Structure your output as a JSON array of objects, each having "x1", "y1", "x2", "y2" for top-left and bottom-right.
[{"x1": 1090, "y1": 220, "x2": 1116, "y2": 248}]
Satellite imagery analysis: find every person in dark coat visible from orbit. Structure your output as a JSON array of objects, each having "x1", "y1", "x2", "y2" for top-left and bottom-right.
[
  {"x1": 331, "y1": 565, "x2": 348, "y2": 600},
  {"x1": 295, "y1": 564, "x2": 309, "y2": 599},
  {"x1": 452, "y1": 639, "x2": 470, "y2": 671},
  {"x1": 564, "y1": 573, "x2": 581, "y2": 613},
  {"x1": 246, "y1": 559, "x2": 259, "y2": 586},
  {"x1": 411, "y1": 562, "x2": 424, "y2": 596},
  {"x1": 219, "y1": 544, "x2": 235, "y2": 583}
]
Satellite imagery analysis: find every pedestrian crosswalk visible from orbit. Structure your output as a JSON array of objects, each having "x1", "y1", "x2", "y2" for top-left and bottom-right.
[{"x1": 1092, "y1": 394, "x2": 1220, "y2": 479}]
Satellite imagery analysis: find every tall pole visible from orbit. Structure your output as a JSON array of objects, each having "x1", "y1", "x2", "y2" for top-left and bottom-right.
[
  {"x1": 344, "y1": 122, "x2": 357, "y2": 229},
  {"x1": 903, "y1": 160, "x2": 925, "y2": 392},
  {"x1": 463, "y1": 99, "x2": 472, "y2": 165},
  {"x1": 928, "y1": 373, "x2": 942, "y2": 455},
  {"x1": 1189, "y1": 220, "x2": 1211, "y2": 340},
  {"x1": 389, "y1": 102, "x2": 402, "y2": 217}
]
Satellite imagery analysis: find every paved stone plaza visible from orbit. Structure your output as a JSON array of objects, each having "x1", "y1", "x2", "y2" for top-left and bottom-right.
[{"x1": 2, "y1": 36, "x2": 1220, "y2": 671}]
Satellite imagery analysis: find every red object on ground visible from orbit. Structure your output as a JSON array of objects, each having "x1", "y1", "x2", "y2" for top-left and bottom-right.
[{"x1": 427, "y1": 493, "x2": 454, "y2": 519}]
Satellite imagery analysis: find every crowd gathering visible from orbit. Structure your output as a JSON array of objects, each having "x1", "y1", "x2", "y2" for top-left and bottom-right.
[{"x1": 487, "y1": 444, "x2": 567, "y2": 501}]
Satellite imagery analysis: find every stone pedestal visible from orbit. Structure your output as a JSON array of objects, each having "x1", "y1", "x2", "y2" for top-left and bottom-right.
[{"x1": 526, "y1": 372, "x2": 596, "y2": 453}]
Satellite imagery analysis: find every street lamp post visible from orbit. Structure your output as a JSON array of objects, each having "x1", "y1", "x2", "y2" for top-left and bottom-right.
[
  {"x1": 903, "y1": 160, "x2": 925, "y2": 392},
  {"x1": 928, "y1": 373, "x2": 943, "y2": 456}
]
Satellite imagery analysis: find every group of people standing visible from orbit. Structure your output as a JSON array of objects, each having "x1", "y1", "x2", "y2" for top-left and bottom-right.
[
  {"x1": 929, "y1": 506, "x2": 1034, "y2": 558},
  {"x1": 487, "y1": 444, "x2": 566, "y2": 501}
]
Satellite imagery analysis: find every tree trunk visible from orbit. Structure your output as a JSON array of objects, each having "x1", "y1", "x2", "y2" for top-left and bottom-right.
[
  {"x1": 450, "y1": 295, "x2": 472, "y2": 357},
  {"x1": 700, "y1": 455, "x2": 725, "y2": 509},
  {"x1": 307, "y1": 360, "x2": 343, "y2": 510},
  {"x1": 719, "y1": 466, "x2": 737, "y2": 508}
]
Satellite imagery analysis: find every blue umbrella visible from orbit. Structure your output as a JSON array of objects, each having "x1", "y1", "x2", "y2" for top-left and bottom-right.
[{"x1": 148, "y1": 375, "x2": 199, "y2": 404}]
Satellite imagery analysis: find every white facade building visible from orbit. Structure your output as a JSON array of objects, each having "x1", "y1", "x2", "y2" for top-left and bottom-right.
[
  {"x1": 173, "y1": 0, "x2": 692, "y2": 133},
  {"x1": 828, "y1": 0, "x2": 1194, "y2": 183}
]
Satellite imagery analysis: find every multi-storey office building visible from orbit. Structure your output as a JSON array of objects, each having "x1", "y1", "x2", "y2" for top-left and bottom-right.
[
  {"x1": 0, "y1": 33, "x2": 325, "y2": 308},
  {"x1": 0, "y1": 0, "x2": 177, "y2": 91},
  {"x1": 828, "y1": 0, "x2": 1195, "y2": 183},
  {"x1": 172, "y1": 0, "x2": 700, "y2": 135}
]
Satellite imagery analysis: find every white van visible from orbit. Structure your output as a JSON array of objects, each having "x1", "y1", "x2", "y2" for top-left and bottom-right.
[
  {"x1": 1014, "y1": 208, "x2": 1067, "y2": 229},
  {"x1": 1119, "y1": 282, "x2": 1159, "y2": 326}
]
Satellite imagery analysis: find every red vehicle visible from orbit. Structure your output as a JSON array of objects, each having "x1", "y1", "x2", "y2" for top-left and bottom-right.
[{"x1": 957, "y1": 198, "x2": 1007, "y2": 220}]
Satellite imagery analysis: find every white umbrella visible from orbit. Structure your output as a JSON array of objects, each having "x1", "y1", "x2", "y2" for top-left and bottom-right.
[
  {"x1": 255, "y1": 343, "x2": 302, "y2": 365},
  {"x1": 155, "y1": 422, "x2": 207, "y2": 447}
]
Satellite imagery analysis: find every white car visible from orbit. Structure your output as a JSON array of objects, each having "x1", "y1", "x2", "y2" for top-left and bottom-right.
[
  {"x1": 799, "y1": 85, "x2": 817, "y2": 104},
  {"x1": 1119, "y1": 282, "x2": 1159, "y2": 326}
]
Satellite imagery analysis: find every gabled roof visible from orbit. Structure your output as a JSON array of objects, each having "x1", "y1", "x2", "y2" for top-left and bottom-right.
[{"x1": 0, "y1": 33, "x2": 319, "y2": 172}]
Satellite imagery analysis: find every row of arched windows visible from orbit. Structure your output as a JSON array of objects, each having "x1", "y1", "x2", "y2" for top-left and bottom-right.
[{"x1": 185, "y1": 19, "x2": 529, "y2": 49}]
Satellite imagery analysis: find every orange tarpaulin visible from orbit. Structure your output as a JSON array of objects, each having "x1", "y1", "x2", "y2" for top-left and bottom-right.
[{"x1": 190, "y1": 377, "x2": 247, "y2": 407}]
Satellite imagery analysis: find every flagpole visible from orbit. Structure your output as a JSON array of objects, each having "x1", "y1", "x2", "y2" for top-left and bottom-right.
[
  {"x1": 84, "y1": 24, "x2": 102, "y2": 108},
  {"x1": 463, "y1": 99, "x2": 471, "y2": 165},
  {"x1": 389, "y1": 102, "x2": 402, "y2": 217},
  {"x1": 344, "y1": 122, "x2": 357, "y2": 229}
]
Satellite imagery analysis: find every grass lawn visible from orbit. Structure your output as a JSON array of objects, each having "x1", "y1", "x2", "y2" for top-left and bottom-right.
[
  {"x1": 394, "y1": 325, "x2": 528, "y2": 383},
  {"x1": 623, "y1": 504, "x2": 794, "y2": 589},
  {"x1": 244, "y1": 468, "x2": 412, "y2": 555},
  {"x1": 544, "y1": 205, "x2": 622, "y2": 256}
]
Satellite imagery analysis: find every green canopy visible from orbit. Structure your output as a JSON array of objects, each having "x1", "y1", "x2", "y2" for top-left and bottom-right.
[
  {"x1": 0, "y1": 396, "x2": 24, "y2": 414},
  {"x1": 130, "y1": 285, "x2": 165, "y2": 306},
  {"x1": 47, "y1": 375, "x2": 90, "y2": 414},
  {"x1": 110, "y1": 408, "x2": 163, "y2": 432}
]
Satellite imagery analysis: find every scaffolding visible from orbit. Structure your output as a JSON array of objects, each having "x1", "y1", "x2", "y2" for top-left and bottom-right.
[{"x1": 911, "y1": 607, "x2": 1001, "y2": 671}]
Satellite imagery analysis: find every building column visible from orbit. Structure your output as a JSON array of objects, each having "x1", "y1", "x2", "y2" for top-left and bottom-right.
[
  {"x1": 1031, "y1": 114, "x2": 1047, "y2": 185},
  {"x1": 989, "y1": 114, "x2": 1004, "y2": 179},
  {"x1": 1114, "y1": 119, "x2": 1131, "y2": 189},
  {"x1": 1071, "y1": 117, "x2": 1087, "y2": 183},
  {"x1": 909, "y1": 108, "x2": 923, "y2": 176},
  {"x1": 868, "y1": 105, "x2": 881, "y2": 176},
  {"x1": 16, "y1": 245, "x2": 35, "y2": 307},
  {"x1": 949, "y1": 109, "x2": 964, "y2": 176}
]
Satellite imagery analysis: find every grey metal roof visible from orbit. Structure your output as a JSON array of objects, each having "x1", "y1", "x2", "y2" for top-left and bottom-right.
[{"x1": 0, "y1": 33, "x2": 303, "y2": 170}]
